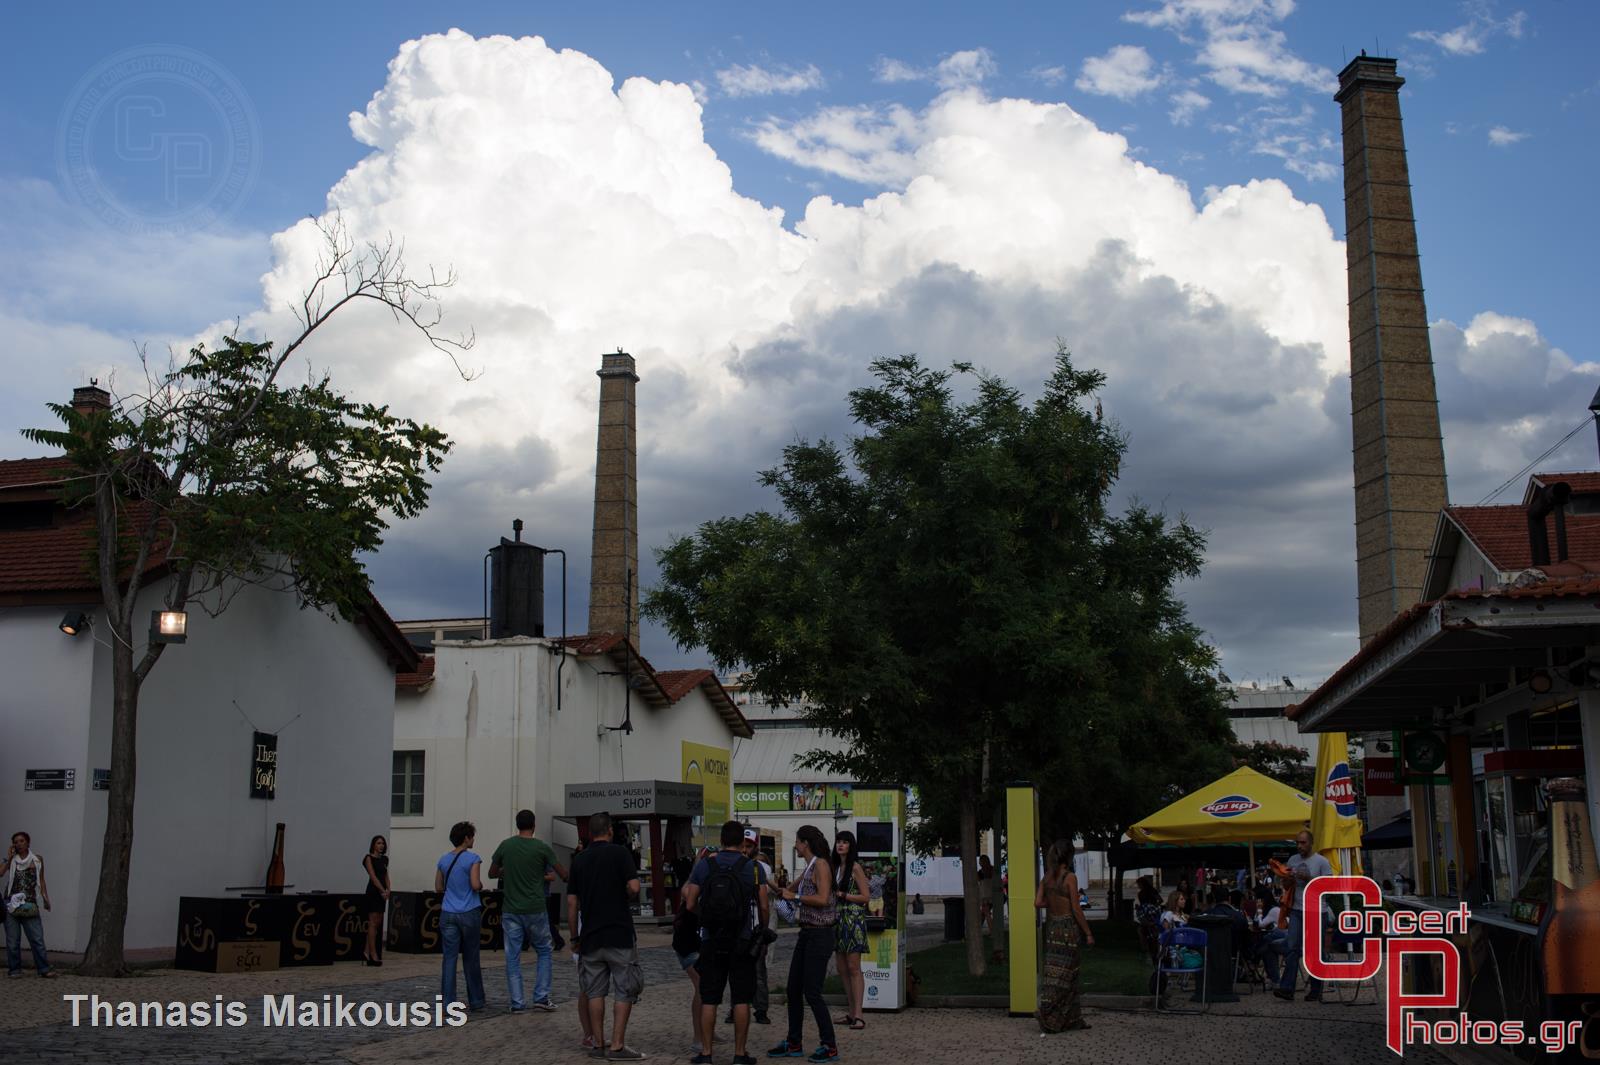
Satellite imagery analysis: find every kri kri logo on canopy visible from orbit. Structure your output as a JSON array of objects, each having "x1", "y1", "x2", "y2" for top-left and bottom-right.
[
  {"x1": 1301, "y1": 876, "x2": 1586, "y2": 1056},
  {"x1": 1199, "y1": 795, "x2": 1260, "y2": 818}
]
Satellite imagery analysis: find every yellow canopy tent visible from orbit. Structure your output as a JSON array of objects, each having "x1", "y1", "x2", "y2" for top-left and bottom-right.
[
  {"x1": 1129, "y1": 766, "x2": 1313, "y2": 844},
  {"x1": 1310, "y1": 732, "x2": 1365, "y2": 875},
  {"x1": 1128, "y1": 766, "x2": 1314, "y2": 884}
]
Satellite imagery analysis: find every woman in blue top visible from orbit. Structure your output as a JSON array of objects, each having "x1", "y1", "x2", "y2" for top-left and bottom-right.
[{"x1": 436, "y1": 821, "x2": 486, "y2": 1011}]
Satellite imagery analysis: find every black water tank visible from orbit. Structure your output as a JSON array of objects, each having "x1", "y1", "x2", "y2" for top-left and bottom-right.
[{"x1": 489, "y1": 520, "x2": 545, "y2": 638}]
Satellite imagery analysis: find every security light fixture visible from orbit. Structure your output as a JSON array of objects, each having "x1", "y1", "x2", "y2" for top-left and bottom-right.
[
  {"x1": 151, "y1": 609, "x2": 188, "y2": 645},
  {"x1": 1529, "y1": 669, "x2": 1553, "y2": 695},
  {"x1": 58, "y1": 611, "x2": 90, "y2": 637}
]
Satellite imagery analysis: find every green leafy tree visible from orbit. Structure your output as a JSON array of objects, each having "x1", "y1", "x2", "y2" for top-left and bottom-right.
[
  {"x1": 646, "y1": 348, "x2": 1230, "y2": 975},
  {"x1": 22, "y1": 220, "x2": 467, "y2": 975},
  {"x1": 1228, "y1": 739, "x2": 1316, "y2": 795}
]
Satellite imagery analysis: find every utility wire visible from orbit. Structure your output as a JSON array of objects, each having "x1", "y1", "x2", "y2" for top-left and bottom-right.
[{"x1": 1474, "y1": 416, "x2": 1592, "y2": 505}]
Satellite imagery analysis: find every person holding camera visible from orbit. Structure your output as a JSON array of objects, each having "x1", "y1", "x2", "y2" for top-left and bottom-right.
[{"x1": 683, "y1": 820, "x2": 770, "y2": 1065}]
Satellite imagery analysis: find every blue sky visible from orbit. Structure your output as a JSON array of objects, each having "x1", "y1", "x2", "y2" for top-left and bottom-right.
[{"x1": 3, "y1": 1, "x2": 1597, "y2": 682}]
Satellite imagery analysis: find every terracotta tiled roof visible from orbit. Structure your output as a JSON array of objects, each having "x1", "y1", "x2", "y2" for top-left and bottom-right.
[
  {"x1": 0, "y1": 457, "x2": 417, "y2": 671},
  {"x1": 1525, "y1": 471, "x2": 1600, "y2": 501},
  {"x1": 1445, "y1": 504, "x2": 1600, "y2": 573},
  {"x1": 655, "y1": 668, "x2": 714, "y2": 702},
  {"x1": 0, "y1": 457, "x2": 78, "y2": 491},
  {"x1": 396, "y1": 655, "x2": 436, "y2": 690},
  {"x1": 653, "y1": 668, "x2": 752, "y2": 738},
  {"x1": 1288, "y1": 574, "x2": 1600, "y2": 722}
]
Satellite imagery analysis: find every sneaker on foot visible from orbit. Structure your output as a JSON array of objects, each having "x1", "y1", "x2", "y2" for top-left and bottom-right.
[
  {"x1": 768, "y1": 1040, "x2": 804, "y2": 1058},
  {"x1": 532, "y1": 999, "x2": 557, "y2": 1012},
  {"x1": 606, "y1": 1049, "x2": 646, "y2": 1061},
  {"x1": 754, "y1": 1011, "x2": 771, "y2": 1024},
  {"x1": 734, "y1": 1056, "x2": 759, "y2": 1065},
  {"x1": 582, "y1": 1036, "x2": 598, "y2": 1050},
  {"x1": 1272, "y1": 988, "x2": 1294, "y2": 1001},
  {"x1": 807, "y1": 1046, "x2": 839, "y2": 1063},
  {"x1": 691, "y1": 1056, "x2": 714, "y2": 1065}
]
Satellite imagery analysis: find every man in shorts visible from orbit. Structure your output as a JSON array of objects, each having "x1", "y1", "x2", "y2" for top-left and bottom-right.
[
  {"x1": 568, "y1": 812, "x2": 644, "y2": 1060},
  {"x1": 684, "y1": 820, "x2": 769, "y2": 1065}
]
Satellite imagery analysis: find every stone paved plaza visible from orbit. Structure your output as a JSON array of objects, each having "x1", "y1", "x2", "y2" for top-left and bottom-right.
[{"x1": 0, "y1": 926, "x2": 1480, "y2": 1065}]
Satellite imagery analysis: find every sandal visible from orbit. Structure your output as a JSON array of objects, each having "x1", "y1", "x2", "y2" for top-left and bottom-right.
[
  {"x1": 848, "y1": 1016, "x2": 866, "y2": 1030},
  {"x1": 832, "y1": 1014, "x2": 853, "y2": 1025}
]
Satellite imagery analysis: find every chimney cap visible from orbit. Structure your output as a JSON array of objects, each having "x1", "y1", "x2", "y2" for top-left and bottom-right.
[
  {"x1": 71, "y1": 383, "x2": 111, "y2": 413},
  {"x1": 1334, "y1": 54, "x2": 1404, "y2": 103},
  {"x1": 597, "y1": 350, "x2": 639, "y2": 382}
]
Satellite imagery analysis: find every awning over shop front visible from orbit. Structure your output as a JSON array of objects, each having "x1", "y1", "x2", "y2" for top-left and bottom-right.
[
  {"x1": 1128, "y1": 766, "x2": 1314, "y2": 844},
  {"x1": 1288, "y1": 579, "x2": 1600, "y2": 735},
  {"x1": 1362, "y1": 810, "x2": 1412, "y2": 851},
  {"x1": 1110, "y1": 839, "x2": 1295, "y2": 869}
]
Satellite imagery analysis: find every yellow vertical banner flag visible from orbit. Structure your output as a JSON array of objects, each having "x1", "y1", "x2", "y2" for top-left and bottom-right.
[
  {"x1": 681, "y1": 741, "x2": 732, "y2": 826},
  {"x1": 1310, "y1": 731, "x2": 1364, "y2": 874}
]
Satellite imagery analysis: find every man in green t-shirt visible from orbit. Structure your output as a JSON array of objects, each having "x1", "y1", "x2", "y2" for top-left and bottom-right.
[{"x1": 490, "y1": 809, "x2": 568, "y2": 1010}]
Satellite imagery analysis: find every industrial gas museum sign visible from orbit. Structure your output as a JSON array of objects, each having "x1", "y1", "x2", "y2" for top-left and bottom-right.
[{"x1": 563, "y1": 779, "x2": 704, "y2": 819}]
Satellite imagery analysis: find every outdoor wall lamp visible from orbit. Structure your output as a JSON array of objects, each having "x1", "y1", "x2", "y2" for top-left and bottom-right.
[
  {"x1": 58, "y1": 611, "x2": 90, "y2": 636},
  {"x1": 1529, "y1": 669, "x2": 1553, "y2": 694},
  {"x1": 151, "y1": 609, "x2": 188, "y2": 644}
]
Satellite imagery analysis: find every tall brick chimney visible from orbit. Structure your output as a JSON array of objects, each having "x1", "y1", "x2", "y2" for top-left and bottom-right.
[
  {"x1": 71, "y1": 381, "x2": 111, "y2": 416},
  {"x1": 1336, "y1": 56, "x2": 1449, "y2": 646},
  {"x1": 588, "y1": 351, "x2": 640, "y2": 644}
]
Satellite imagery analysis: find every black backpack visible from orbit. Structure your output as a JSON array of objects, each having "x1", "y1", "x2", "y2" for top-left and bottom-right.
[{"x1": 698, "y1": 854, "x2": 752, "y2": 945}]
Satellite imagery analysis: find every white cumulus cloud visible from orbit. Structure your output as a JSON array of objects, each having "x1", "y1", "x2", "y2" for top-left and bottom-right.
[
  {"x1": 1487, "y1": 125, "x2": 1528, "y2": 147},
  {"x1": 871, "y1": 49, "x2": 997, "y2": 89},
  {"x1": 1169, "y1": 88, "x2": 1212, "y2": 124},
  {"x1": 7, "y1": 29, "x2": 1584, "y2": 681},
  {"x1": 1076, "y1": 45, "x2": 1163, "y2": 99},
  {"x1": 715, "y1": 62, "x2": 824, "y2": 98},
  {"x1": 1412, "y1": 9, "x2": 1528, "y2": 57}
]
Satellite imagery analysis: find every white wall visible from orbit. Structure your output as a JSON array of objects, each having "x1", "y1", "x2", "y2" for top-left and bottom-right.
[
  {"x1": 0, "y1": 579, "x2": 397, "y2": 952},
  {"x1": 390, "y1": 638, "x2": 743, "y2": 891},
  {"x1": 0, "y1": 605, "x2": 97, "y2": 950}
]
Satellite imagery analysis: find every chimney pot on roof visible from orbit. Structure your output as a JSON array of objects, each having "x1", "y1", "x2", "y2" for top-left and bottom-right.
[{"x1": 71, "y1": 384, "x2": 111, "y2": 416}]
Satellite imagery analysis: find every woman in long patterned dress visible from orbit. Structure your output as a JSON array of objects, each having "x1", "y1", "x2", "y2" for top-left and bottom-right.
[{"x1": 1034, "y1": 838, "x2": 1093, "y2": 1033}]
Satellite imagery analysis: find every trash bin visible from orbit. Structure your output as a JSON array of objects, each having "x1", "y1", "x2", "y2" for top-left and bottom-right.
[
  {"x1": 1185, "y1": 914, "x2": 1240, "y2": 1003},
  {"x1": 943, "y1": 898, "x2": 965, "y2": 941}
]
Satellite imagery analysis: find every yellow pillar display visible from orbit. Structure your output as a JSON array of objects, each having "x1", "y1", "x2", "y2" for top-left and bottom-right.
[{"x1": 1006, "y1": 784, "x2": 1040, "y2": 1016}]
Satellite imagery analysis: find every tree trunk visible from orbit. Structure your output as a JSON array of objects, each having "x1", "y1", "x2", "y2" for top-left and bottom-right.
[
  {"x1": 959, "y1": 793, "x2": 985, "y2": 978},
  {"x1": 79, "y1": 618, "x2": 138, "y2": 976}
]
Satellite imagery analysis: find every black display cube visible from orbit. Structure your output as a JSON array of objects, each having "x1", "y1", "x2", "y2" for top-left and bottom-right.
[
  {"x1": 175, "y1": 895, "x2": 294, "y2": 972},
  {"x1": 325, "y1": 893, "x2": 378, "y2": 963},
  {"x1": 387, "y1": 890, "x2": 504, "y2": 954}
]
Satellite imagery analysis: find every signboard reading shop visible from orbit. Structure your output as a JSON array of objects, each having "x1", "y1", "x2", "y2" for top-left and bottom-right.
[{"x1": 563, "y1": 780, "x2": 704, "y2": 819}]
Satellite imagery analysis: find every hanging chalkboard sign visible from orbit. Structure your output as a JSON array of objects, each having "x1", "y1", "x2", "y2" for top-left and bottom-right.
[{"x1": 251, "y1": 732, "x2": 277, "y2": 800}]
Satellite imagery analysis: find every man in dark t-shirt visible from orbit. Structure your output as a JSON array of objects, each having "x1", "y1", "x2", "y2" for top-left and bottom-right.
[
  {"x1": 684, "y1": 820, "x2": 769, "y2": 1065},
  {"x1": 567, "y1": 812, "x2": 643, "y2": 1060}
]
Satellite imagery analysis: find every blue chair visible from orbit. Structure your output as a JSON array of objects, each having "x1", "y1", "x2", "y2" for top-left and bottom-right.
[{"x1": 1154, "y1": 926, "x2": 1210, "y2": 1012}]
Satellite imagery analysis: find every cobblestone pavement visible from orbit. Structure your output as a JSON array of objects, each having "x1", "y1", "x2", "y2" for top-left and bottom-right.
[{"x1": 1, "y1": 930, "x2": 1462, "y2": 1065}]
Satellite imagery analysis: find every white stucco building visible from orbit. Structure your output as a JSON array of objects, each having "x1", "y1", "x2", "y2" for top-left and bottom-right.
[
  {"x1": 388, "y1": 629, "x2": 752, "y2": 893},
  {"x1": 0, "y1": 448, "x2": 416, "y2": 954}
]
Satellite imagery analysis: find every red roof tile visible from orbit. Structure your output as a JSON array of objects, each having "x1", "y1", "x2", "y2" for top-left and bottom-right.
[
  {"x1": 655, "y1": 668, "x2": 715, "y2": 702},
  {"x1": 1445, "y1": 504, "x2": 1600, "y2": 573},
  {"x1": 1525, "y1": 471, "x2": 1600, "y2": 501},
  {"x1": 0, "y1": 457, "x2": 78, "y2": 491},
  {"x1": 396, "y1": 655, "x2": 436, "y2": 689},
  {"x1": 0, "y1": 457, "x2": 417, "y2": 672}
]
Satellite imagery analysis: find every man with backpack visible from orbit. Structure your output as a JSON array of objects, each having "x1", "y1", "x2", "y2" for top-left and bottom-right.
[{"x1": 684, "y1": 820, "x2": 769, "y2": 1065}]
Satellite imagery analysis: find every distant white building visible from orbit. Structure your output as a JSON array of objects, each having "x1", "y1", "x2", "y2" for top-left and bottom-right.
[
  {"x1": 389, "y1": 627, "x2": 752, "y2": 901},
  {"x1": 0, "y1": 421, "x2": 416, "y2": 953}
]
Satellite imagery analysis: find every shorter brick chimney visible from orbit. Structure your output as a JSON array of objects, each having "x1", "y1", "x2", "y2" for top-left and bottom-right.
[{"x1": 71, "y1": 382, "x2": 110, "y2": 416}]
